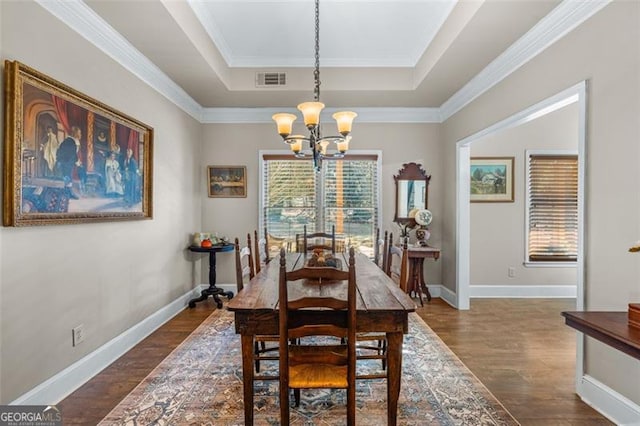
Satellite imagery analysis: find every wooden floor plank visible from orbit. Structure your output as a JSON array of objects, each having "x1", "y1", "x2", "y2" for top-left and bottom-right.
[{"x1": 58, "y1": 298, "x2": 611, "y2": 425}]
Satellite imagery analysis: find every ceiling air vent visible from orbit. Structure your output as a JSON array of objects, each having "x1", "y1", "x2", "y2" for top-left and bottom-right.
[{"x1": 256, "y1": 72, "x2": 286, "y2": 88}]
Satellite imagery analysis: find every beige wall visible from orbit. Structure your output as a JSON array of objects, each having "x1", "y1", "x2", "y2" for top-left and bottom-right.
[
  {"x1": 443, "y1": 0, "x2": 640, "y2": 404},
  {"x1": 470, "y1": 103, "x2": 578, "y2": 286},
  {"x1": 0, "y1": 2, "x2": 203, "y2": 402},
  {"x1": 200, "y1": 123, "x2": 444, "y2": 287}
]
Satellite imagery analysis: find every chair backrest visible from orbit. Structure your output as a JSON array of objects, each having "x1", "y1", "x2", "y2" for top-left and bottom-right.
[
  {"x1": 234, "y1": 236, "x2": 255, "y2": 292},
  {"x1": 303, "y1": 224, "x2": 336, "y2": 253},
  {"x1": 387, "y1": 239, "x2": 408, "y2": 290},
  {"x1": 278, "y1": 247, "x2": 357, "y2": 421},
  {"x1": 382, "y1": 231, "x2": 391, "y2": 274},
  {"x1": 373, "y1": 228, "x2": 381, "y2": 266},
  {"x1": 254, "y1": 229, "x2": 271, "y2": 274}
]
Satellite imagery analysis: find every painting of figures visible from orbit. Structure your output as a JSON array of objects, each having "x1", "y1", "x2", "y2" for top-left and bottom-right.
[{"x1": 3, "y1": 60, "x2": 153, "y2": 226}]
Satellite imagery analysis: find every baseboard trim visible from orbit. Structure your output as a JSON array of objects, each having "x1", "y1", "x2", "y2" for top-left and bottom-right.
[
  {"x1": 578, "y1": 374, "x2": 640, "y2": 425},
  {"x1": 469, "y1": 285, "x2": 577, "y2": 298},
  {"x1": 428, "y1": 284, "x2": 458, "y2": 308},
  {"x1": 10, "y1": 285, "x2": 206, "y2": 405}
]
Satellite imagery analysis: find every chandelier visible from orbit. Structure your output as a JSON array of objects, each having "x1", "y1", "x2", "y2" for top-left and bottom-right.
[{"x1": 272, "y1": 0, "x2": 357, "y2": 172}]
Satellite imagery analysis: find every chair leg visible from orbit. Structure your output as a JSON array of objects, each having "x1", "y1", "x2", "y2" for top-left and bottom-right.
[
  {"x1": 280, "y1": 383, "x2": 290, "y2": 426},
  {"x1": 382, "y1": 339, "x2": 387, "y2": 370},
  {"x1": 254, "y1": 341, "x2": 261, "y2": 373},
  {"x1": 347, "y1": 387, "x2": 356, "y2": 426},
  {"x1": 294, "y1": 389, "x2": 301, "y2": 407}
]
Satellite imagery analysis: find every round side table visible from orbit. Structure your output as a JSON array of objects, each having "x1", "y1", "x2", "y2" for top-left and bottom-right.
[{"x1": 188, "y1": 243, "x2": 234, "y2": 308}]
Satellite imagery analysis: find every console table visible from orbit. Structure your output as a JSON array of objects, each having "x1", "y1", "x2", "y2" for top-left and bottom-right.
[
  {"x1": 188, "y1": 244, "x2": 235, "y2": 308},
  {"x1": 562, "y1": 311, "x2": 640, "y2": 360},
  {"x1": 406, "y1": 246, "x2": 440, "y2": 306}
]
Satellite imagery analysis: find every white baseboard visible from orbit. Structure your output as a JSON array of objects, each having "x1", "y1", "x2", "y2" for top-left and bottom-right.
[
  {"x1": 469, "y1": 284, "x2": 577, "y2": 298},
  {"x1": 11, "y1": 285, "x2": 207, "y2": 405},
  {"x1": 578, "y1": 374, "x2": 640, "y2": 425},
  {"x1": 428, "y1": 284, "x2": 458, "y2": 308}
]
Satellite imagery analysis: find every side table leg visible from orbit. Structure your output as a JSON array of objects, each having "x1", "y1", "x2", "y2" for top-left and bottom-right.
[{"x1": 419, "y1": 261, "x2": 432, "y2": 302}]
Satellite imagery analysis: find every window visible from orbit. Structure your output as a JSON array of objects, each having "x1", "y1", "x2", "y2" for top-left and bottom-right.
[
  {"x1": 526, "y1": 151, "x2": 578, "y2": 263},
  {"x1": 261, "y1": 153, "x2": 380, "y2": 256}
]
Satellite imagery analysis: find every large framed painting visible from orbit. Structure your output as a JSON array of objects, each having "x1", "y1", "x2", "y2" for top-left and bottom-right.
[
  {"x1": 3, "y1": 60, "x2": 153, "y2": 226},
  {"x1": 207, "y1": 166, "x2": 247, "y2": 198},
  {"x1": 470, "y1": 157, "x2": 514, "y2": 202}
]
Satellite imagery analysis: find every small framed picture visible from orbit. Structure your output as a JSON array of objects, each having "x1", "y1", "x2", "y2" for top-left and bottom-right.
[
  {"x1": 470, "y1": 157, "x2": 514, "y2": 202},
  {"x1": 207, "y1": 166, "x2": 247, "y2": 198}
]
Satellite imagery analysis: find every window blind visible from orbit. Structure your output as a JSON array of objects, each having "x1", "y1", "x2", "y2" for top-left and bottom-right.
[
  {"x1": 323, "y1": 158, "x2": 378, "y2": 247},
  {"x1": 262, "y1": 154, "x2": 379, "y2": 254},
  {"x1": 527, "y1": 154, "x2": 578, "y2": 262},
  {"x1": 263, "y1": 158, "x2": 316, "y2": 244}
]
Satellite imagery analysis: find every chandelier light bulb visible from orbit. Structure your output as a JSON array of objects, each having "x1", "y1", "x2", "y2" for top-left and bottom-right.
[
  {"x1": 289, "y1": 138, "x2": 303, "y2": 154},
  {"x1": 298, "y1": 101, "x2": 325, "y2": 128},
  {"x1": 272, "y1": 113, "x2": 297, "y2": 138},
  {"x1": 332, "y1": 111, "x2": 357, "y2": 136},
  {"x1": 336, "y1": 136, "x2": 350, "y2": 154}
]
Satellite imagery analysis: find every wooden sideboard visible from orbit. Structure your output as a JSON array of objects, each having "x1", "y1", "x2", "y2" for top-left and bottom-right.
[{"x1": 562, "y1": 311, "x2": 640, "y2": 360}]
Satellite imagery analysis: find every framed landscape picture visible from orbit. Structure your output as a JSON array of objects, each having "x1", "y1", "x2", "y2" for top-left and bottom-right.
[
  {"x1": 470, "y1": 157, "x2": 514, "y2": 202},
  {"x1": 208, "y1": 166, "x2": 247, "y2": 198},
  {"x1": 3, "y1": 60, "x2": 154, "y2": 226}
]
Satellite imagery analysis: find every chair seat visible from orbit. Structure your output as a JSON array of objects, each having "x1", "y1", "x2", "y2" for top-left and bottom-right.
[
  {"x1": 289, "y1": 363, "x2": 348, "y2": 389},
  {"x1": 288, "y1": 343, "x2": 349, "y2": 388}
]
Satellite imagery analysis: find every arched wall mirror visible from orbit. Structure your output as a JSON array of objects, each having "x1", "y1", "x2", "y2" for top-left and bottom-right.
[{"x1": 394, "y1": 162, "x2": 431, "y2": 225}]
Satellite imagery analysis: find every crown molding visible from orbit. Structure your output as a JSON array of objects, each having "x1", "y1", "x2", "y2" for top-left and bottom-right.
[
  {"x1": 440, "y1": 0, "x2": 611, "y2": 121},
  {"x1": 201, "y1": 107, "x2": 441, "y2": 124},
  {"x1": 35, "y1": 0, "x2": 203, "y2": 122},
  {"x1": 38, "y1": 0, "x2": 609, "y2": 125}
]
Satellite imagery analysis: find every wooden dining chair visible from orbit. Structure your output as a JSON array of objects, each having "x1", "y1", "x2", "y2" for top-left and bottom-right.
[
  {"x1": 373, "y1": 228, "x2": 381, "y2": 266},
  {"x1": 254, "y1": 229, "x2": 271, "y2": 275},
  {"x1": 356, "y1": 233, "x2": 408, "y2": 374},
  {"x1": 278, "y1": 247, "x2": 357, "y2": 425},
  {"x1": 303, "y1": 224, "x2": 336, "y2": 253},
  {"x1": 387, "y1": 238, "x2": 409, "y2": 290},
  {"x1": 235, "y1": 235, "x2": 279, "y2": 378},
  {"x1": 381, "y1": 231, "x2": 391, "y2": 273}
]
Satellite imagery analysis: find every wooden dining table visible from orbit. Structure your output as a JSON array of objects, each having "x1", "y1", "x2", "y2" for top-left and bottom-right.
[{"x1": 227, "y1": 251, "x2": 416, "y2": 426}]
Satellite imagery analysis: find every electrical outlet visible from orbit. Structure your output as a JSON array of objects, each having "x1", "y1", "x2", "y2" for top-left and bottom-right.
[
  {"x1": 508, "y1": 266, "x2": 516, "y2": 278},
  {"x1": 72, "y1": 324, "x2": 85, "y2": 346}
]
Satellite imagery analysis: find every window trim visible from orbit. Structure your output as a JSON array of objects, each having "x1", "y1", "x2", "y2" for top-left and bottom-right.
[{"x1": 524, "y1": 149, "x2": 578, "y2": 267}]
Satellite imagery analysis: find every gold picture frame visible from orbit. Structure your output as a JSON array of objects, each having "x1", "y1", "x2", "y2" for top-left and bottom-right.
[
  {"x1": 2, "y1": 60, "x2": 154, "y2": 226},
  {"x1": 207, "y1": 166, "x2": 247, "y2": 198},
  {"x1": 470, "y1": 157, "x2": 514, "y2": 202}
]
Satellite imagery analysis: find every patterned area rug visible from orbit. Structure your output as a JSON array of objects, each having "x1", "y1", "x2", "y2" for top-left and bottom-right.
[{"x1": 99, "y1": 308, "x2": 518, "y2": 425}]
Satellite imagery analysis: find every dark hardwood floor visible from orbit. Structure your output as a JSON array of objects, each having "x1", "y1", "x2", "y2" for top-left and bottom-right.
[
  {"x1": 420, "y1": 298, "x2": 611, "y2": 425},
  {"x1": 58, "y1": 297, "x2": 611, "y2": 425}
]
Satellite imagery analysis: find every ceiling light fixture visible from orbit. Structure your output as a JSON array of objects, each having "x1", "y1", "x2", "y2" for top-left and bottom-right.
[{"x1": 272, "y1": 0, "x2": 357, "y2": 172}]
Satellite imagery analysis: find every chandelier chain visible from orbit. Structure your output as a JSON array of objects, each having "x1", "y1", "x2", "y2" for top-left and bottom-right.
[{"x1": 313, "y1": 0, "x2": 320, "y2": 102}]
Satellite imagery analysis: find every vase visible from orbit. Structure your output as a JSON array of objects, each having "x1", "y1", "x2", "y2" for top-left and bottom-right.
[{"x1": 415, "y1": 228, "x2": 430, "y2": 247}]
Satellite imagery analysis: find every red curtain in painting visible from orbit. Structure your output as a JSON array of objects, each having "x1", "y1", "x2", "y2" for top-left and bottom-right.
[
  {"x1": 52, "y1": 96, "x2": 71, "y2": 134},
  {"x1": 52, "y1": 95, "x2": 87, "y2": 137},
  {"x1": 116, "y1": 124, "x2": 139, "y2": 159}
]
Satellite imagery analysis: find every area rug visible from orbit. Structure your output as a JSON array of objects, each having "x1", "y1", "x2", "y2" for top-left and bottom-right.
[{"x1": 99, "y1": 308, "x2": 518, "y2": 425}]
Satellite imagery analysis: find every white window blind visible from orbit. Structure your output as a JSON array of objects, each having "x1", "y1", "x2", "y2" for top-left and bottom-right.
[
  {"x1": 261, "y1": 154, "x2": 379, "y2": 255},
  {"x1": 527, "y1": 154, "x2": 578, "y2": 262},
  {"x1": 323, "y1": 157, "x2": 379, "y2": 246}
]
